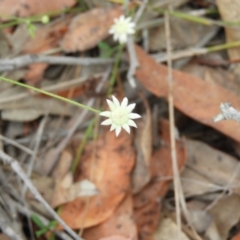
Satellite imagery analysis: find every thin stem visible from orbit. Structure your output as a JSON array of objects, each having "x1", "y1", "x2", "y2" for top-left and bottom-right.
[
  {"x1": 107, "y1": 44, "x2": 124, "y2": 96},
  {"x1": 71, "y1": 119, "x2": 95, "y2": 174},
  {"x1": 207, "y1": 41, "x2": 240, "y2": 52},
  {"x1": 0, "y1": 20, "x2": 19, "y2": 29},
  {"x1": 165, "y1": 11, "x2": 182, "y2": 239},
  {"x1": 0, "y1": 76, "x2": 100, "y2": 114},
  {"x1": 152, "y1": 7, "x2": 240, "y2": 27}
]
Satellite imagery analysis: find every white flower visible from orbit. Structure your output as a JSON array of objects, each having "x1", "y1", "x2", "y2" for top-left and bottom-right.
[
  {"x1": 100, "y1": 96, "x2": 141, "y2": 136},
  {"x1": 109, "y1": 15, "x2": 136, "y2": 44}
]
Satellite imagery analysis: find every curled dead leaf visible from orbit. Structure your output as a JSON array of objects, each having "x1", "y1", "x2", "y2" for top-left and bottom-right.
[{"x1": 61, "y1": 7, "x2": 123, "y2": 52}]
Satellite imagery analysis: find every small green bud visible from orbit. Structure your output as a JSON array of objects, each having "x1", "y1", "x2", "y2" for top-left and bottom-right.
[{"x1": 41, "y1": 15, "x2": 49, "y2": 24}]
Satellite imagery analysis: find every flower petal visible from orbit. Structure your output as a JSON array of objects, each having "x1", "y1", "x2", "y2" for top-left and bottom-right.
[
  {"x1": 110, "y1": 123, "x2": 117, "y2": 131},
  {"x1": 119, "y1": 15, "x2": 125, "y2": 21},
  {"x1": 119, "y1": 34, "x2": 127, "y2": 44},
  {"x1": 126, "y1": 103, "x2": 136, "y2": 113},
  {"x1": 113, "y1": 34, "x2": 119, "y2": 41},
  {"x1": 109, "y1": 28, "x2": 115, "y2": 34},
  {"x1": 121, "y1": 97, "x2": 128, "y2": 108},
  {"x1": 99, "y1": 111, "x2": 111, "y2": 117},
  {"x1": 129, "y1": 22, "x2": 136, "y2": 28},
  {"x1": 127, "y1": 28, "x2": 135, "y2": 34},
  {"x1": 106, "y1": 99, "x2": 115, "y2": 111},
  {"x1": 115, "y1": 126, "x2": 122, "y2": 136},
  {"x1": 122, "y1": 123, "x2": 130, "y2": 134},
  {"x1": 112, "y1": 95, "x2": 120, "y2": 108},
  {"x1": 129, "y1": 113, "x2": 141, "y2": 119},
  {"x1": 101, "y1": 119, "x2": 112, "y2": 126},
  {"x1": 128, "y1": 119, "x2": 137, "y2": 128},
  {"x1": 125, "y1": 17, "x2": 132, "y2": 22}
]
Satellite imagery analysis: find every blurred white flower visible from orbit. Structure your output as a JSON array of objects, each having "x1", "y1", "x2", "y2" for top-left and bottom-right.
[
  {"x1": 109, "y1": 15, "x2": 136, "y2": 44},
  {"x1": 100, "y1": 96, "x2": 141, "y2": 136}
]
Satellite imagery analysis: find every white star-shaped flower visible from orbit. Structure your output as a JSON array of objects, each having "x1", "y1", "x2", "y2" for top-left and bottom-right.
[
  {"x1": 109, "y1": 15, "x2": 136, "y2": 44},
  {"x1": 100, "y1": 96, "x2": 141, "y2": 136}
]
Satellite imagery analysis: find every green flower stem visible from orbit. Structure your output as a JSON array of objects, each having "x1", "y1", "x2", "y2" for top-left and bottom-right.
[
  {"x1": 71, "y1": 119, "x2": 95, "y2": 174},
  {"x1": 0, "y1": 76, "x2": 100, "y2": 114},
  {"x1": 152, "y1": 7, "x2": 240, "y2": 27},
  {"x1": 207, "y1": 41, "x2": 240, "y2": 52},
  {"x1": 0, "y1": 20, "x2": 19, "y2": 29},
  {"x1": 107, "y1": 44, "x2": 124, "y2": 96},
  {"x1": 168, "y1": 10, "x2": 212, "y2": 25}
]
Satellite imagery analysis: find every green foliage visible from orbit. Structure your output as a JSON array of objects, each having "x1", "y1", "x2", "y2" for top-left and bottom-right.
[
  {"x1": 31, "y1": 214, "x2": 57, "y2": 237},
  {"x1": 0, "y1": 76, "x2": 101, "y2": 114},
  {"x1": 98, "y1": 41, "x2": 118, "y2": 58}
]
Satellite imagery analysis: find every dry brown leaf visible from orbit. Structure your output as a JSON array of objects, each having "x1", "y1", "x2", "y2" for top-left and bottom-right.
[
  {"x1": 132, "y1": 97, "x2": 152, "y2": 194},
  {"x1": 24, "y1": 63, "x2": 48, "y2": 85},
  {"x1": 52, "y1": 177, "x2": 98, "y2": 208},
  {"x1": 0, "y1": 0, "x2": 76, "y2": 19},
  {"x1": 61, "y1": 7, "x2": 123, "y2": 52},
  {"x1": 231, "y1": 232, "x2": 240, "y2": 240},
  {"x1": 59, "y1": 130, "x2": 135, "y2": 229},
  {"x1": 0, "y1": 234, "x2": 11, "y2": 240},
  {"x1": 0, "y1": 96, "x2": 78, "y2": 121},
  {"x1": 209, "y1": 194, "x2": 240, "y2": 240},
  {"x1": 181, "y1": 139, "x2": 240, "y2": 196},
  {"x1": 83, "y1": 194, "x2": 137, "y2": 240},
  {"x1": 149, "y1": 18, "x2": 217, "y2": 51},
  {"x1": 216, "y1": 0, "x2": 240, "y2": 74},
  {"x1": 186, "y1": 200, "x2": 211, "y2": 234},
  {"x1": 98, "y1": 236, "x2": 133, "y2": 240},
  {"x1": 21, "y1": 16, "x2": 72, "y2": 84},
  {"x1": 134, "y1": 120, "x2": 187, "y2": 239},
  {"x1": 182, "y1": 63, "x2": 240, "y2": 97},
  {"x1": 205, "y1": 220, "x2": 222, "y2": 240},
  {"x1": 135, "y1": 45, "x2": 240, "y2": 143},
  {"x1": 51, "y1": 151, "x2": 98, "y2": 207},
  {"x1": 26, "y1": 176, "x2": 55, "y2": 216},
  {"x1": 153, "y1": 218, "x2": 190, "y2": 240},
  {"x1": 52, "y1": 150, "x2": 72, "y2": 179}
]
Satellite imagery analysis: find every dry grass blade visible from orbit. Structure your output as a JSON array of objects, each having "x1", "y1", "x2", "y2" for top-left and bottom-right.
[{"x1": 164, "y1": 11, "x2": 182, "y2": 240}]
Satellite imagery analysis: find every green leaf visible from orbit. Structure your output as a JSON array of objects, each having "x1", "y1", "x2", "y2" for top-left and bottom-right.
[
  {"x1": 31, "y1": 214, "x2": 45, "y2": 229},
  {"x1": 98, "y1": 41, "x2": 116, "y2": 58}
]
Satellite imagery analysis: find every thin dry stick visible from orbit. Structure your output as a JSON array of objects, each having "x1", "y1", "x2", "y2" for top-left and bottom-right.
[
  {"x1": 21, "y1": 115, "x2": 48, "y2": 198},
  {"x1": 164, "y1": 12, "x2": 182, "y2": 239},
  {"x1": 205, "y1": 162, "x2": 240, "y2": 211},
  {"x1": 0, "y1": 151, "x2": 82, "y2": 240},
  {"x1": 0, "y1": 134, "x2": 33, "y2": 155},
  {"x1": 0, "y1": 55, "x2": 114, "y2": 71},
  {"x1": 0, "y1": 213, "x2": 24, "y2": 240},
  {"x1": 134, "y1": 0, "x2": 149, "y2": 23},
  {"x1": 126, "y1": 36, "x2": 139, "y2": 87}
]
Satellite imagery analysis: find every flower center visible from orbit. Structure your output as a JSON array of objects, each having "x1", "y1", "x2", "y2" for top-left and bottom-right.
[
  {"x1": 111, "y1": 107, "x2": 129, "y2": 125},
  {"x1": 115, "y1": 22, "x2": 128, "y2": 34}
]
